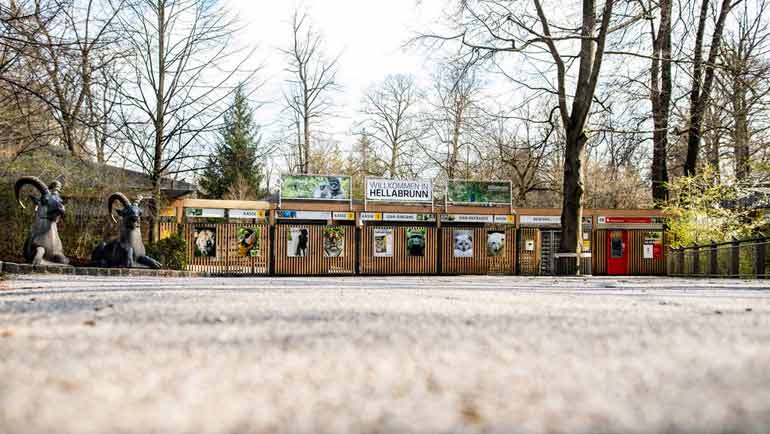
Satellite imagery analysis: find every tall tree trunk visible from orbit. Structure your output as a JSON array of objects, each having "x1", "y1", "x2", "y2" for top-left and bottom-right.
[
  {"x1": 303, "y1": 107, "x2": 310, "y2": 174},
  {"x1": 560, "y1": 125, "x2": 587, "y2": 268},
  {"x1": 389, "y1": 142, "x2": 398, "y2": 177},
  {"x1": 733, "y1": 73, "x2": 750, "y2": 180},
  {"x1": 552, "y1": 0, "x2": 613, "y2": 275},
  {"x1": 151, "y1": 0, "x2": 166, "y2": 242},
  {"x1": 684, "y1": 0, "x2": 733, "y2": 176},
  {"x1": 651, "y1": 0, "x2": 672, "y2": 205}
]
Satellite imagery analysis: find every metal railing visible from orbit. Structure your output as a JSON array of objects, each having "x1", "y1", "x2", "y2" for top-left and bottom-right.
[{"x1": 667, "y1": 238, "x2": 769, "y2": 278}]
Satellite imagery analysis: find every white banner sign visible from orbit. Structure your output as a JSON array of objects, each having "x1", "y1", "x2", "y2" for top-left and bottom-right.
[
  {"x1": 366, "y1": 179, "x2": 433, "y2": 203},
  {"x1": 332, "y1": 212, "x2": 356, "y2": 221},
  {"x1": 186, "y1": 208, "x2": 225, "y2": 218},
  {"x1": 229, "y1": 209, "x2": 267, "y2": 219},
  {"x1": 493, "y1": 215, "x2": 516, "y2": 225},
  {"x1": 360, "y1": 212, "x2": 435, "y2": 222},
  {"x1": 441, "y1": 214, "x2": 494, "y2": 224},
  {"x1": 519, "y1": 215, "x2": 560, "y2": 225},
  {"x1": 277, "y1": 210, "x2": 332, "y2": 220},
  {"x1": 518, "y1": 216, "x2": 591, "y2": 226}
]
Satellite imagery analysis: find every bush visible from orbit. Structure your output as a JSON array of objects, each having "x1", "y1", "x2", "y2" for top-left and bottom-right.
[
  {"x1": 664, "y1": 166, "x2": 762, "y2": 248},
  {"x1": 145, "y1": 232, "x2": 188, "y2": 270}
]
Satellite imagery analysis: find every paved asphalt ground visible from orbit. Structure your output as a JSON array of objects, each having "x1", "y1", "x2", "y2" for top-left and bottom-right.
[{"x1": 1, "y1": 275, "x2": 770, "y2": 434}]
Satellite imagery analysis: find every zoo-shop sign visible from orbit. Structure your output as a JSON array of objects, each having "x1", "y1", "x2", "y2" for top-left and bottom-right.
[
  {"x1": 366, "y1": 179, "x2": 433, "y2": 203},
  {"x1": 360, "y1": 212, "x2": 436, "y2": 222}
]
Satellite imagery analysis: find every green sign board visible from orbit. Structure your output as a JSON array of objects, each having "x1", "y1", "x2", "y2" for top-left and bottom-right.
[
  {"x1": 446, "y1": 180, "x2": 511, "y2": 205},
  {"x1": 280, "y1": 175, "x2": 351, "y2": 201}
]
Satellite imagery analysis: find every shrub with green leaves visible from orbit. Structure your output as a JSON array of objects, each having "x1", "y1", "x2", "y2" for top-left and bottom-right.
[
  {"x1": 145, "y1": 233, "x2": 188, "y2": 270},
  {"x1": 664, "y1": 166, "x2": 762, "y2": 247}
]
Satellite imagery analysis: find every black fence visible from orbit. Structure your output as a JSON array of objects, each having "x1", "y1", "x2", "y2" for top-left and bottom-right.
[{"x1": 667, "y1": 238, "x2": 770, "y2": 278}]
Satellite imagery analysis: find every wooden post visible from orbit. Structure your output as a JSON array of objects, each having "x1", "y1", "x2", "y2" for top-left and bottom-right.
[
  {"x1": 729, "y1": 238, "x2": 740, "y2": 277},
  {"x1": 691, "y1": 244, "x2": 700, "y2": 275},
  {"x1": 755, "y1": 240, "x2": 766, "y2": 278},
  {"x1": 709, "y1": 240, "x2": 718, "y2": 276}
]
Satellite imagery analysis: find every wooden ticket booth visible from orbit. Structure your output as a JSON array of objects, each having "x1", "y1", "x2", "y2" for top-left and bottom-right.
[
  {"x1": 517, "y1": 213, "x2": 593, "y2": 275},
  {"x1": 274, "y1": 174, "x2": 356, "y2": 276},
  {"x1": 439, "y1": 180, "x2": 517, "y2": 275},
  {"x1": 273, "y1": 209, "x2": 356, "y2": 275},
  {"x1": 359, "y1": 211, "x2": 438, "y2": 275},
  {"x1": 359, "y1": 178, "x2": 438, "y2": 275},
  {"x1": 439, "y1": 213, "x2": 517, "y2": 274},
  {"x1": 179, "y1": 199, "x2": 271, "y2": 275},
  {"x1": 592, "y1": 214, "x2": 666, "y2": 275}
]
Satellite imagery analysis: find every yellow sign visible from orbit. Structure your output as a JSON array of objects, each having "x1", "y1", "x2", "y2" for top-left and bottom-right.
[
  {"x1": 159, "y1": 226, "x2": 173, "y2": 240},
  {"x1": 160, "y1": 207, "x2": 176, "y2": 217}
]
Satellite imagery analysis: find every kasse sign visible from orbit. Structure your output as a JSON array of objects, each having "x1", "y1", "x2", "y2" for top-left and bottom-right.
[{"x1": 366, "y1": 179, "x2": 433, "y2": 203}]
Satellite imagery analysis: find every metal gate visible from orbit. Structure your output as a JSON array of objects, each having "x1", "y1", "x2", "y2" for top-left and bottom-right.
[{"x1": 540, "y1": 230, "x2": 560, "y2": 275}]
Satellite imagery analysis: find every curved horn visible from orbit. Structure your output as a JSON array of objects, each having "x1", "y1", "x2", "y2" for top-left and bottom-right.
[
  {"x1": 14, "y1": 176, "x2": 48, "y2": 209},
  {"x1": 107, "y1": 192, "x2": 130, "y2": 224}
]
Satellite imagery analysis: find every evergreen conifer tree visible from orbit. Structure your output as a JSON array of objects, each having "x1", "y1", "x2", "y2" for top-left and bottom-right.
[{"x1": 199, "y1": 84, "x2": 264, "y2": 199}]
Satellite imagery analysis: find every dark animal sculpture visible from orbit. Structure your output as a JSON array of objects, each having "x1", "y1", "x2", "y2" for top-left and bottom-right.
[
  {"x1": 91, "y1": 193, "x2": 161, "y2": 269},
  {"x1": 15, "y1": 177, "x2": 70, "y2": 266}
]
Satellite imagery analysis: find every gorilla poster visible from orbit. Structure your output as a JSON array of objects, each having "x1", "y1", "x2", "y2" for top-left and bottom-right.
[
  {"x1": 281, "y1": 175, "x2": 350, "y2": 201},
  {"x1": 287, "y1": 227, "x2": 309, "y2": 257},
  {"x1": 405, "y1": 227, "x2": 427, "y2": 257}
]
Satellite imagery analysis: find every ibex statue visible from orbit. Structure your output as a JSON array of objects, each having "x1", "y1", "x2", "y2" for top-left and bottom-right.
[
  {"x1": 90, "y1": 193, "x2": 161, "y2": 269},
  {"x1": 15, "y1": 177, "x2": 70, "y2": 266}
]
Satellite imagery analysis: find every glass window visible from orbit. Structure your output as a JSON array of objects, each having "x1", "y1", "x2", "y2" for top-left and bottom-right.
[{"x1": 610, "y1": 232, "x2": 623, "y2": 258}]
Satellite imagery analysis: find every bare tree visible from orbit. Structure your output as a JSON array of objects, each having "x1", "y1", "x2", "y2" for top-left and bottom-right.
[
  {"x1": 683, "y1": 0, "x2": 737, "y2": 176},
  {"x1": 647, "y1": 0, "x2": 673, "y2": 203},
  {"x1": 482, "y1": 104, "x2": 560, "y2": 205},
  {"x1": 359, "y1": 73, "x2": 425, "y2": 178},
  {"x1": 115, "y1": 0, "x2": 255, "y2": 239},
  {"x1": 1, "y1": 0, "x2": 124, "y2": 158},
  {"x1": 423, "y1": 63, "x2": 483, "y2": 180},
  {"x1": 281, "y1": 10, "x2": 338, "y2": 174},
  {"x1": 717, "y1": 0, "x2": 770, "y2": 180},
  {"x1": 421, "y1": 0, "x2": 637, "y2": 273}
]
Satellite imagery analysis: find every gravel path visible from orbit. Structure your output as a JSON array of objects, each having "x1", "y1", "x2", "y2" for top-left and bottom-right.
[{"x1": 1, "y1": 275, "x2": 769, "y2": 434}]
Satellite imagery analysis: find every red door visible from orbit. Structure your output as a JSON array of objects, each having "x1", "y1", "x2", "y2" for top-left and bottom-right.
[{"x1": 606, "y1": 230, "x2": 629, "y2": 275}]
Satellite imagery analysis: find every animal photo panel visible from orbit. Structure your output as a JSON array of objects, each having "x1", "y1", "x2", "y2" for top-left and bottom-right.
[
  {"x1": 237, "y1": 226, "x2": 261, "y2": 257},
  {"x1": 193, "y1": 227, "x2": 216, "y2": 257},
  {"x1": 486, "y1": 230, "x2": 506, "y2": 257},
  {"x1": 373, "y1": 227, "x2": 393, "y2": 257},
  {"x1": 323, "y1": 226, "x2": 345, "y2": 257},
  {"x1": 287, "y1": 227, "x2": 309, "y2": 257},
  {"x1": 453, "y1": 229, "x2": 474, "y2": 258},
  {"x1": 405, "y1": 227, "x2": 427, "y2": 257}
]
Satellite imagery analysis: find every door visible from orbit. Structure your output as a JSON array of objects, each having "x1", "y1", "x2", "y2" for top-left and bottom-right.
[
  {"x1": 540, "y1": 230, "x2": 560, "y2": 275},
  {"x1": 606, "y1": 230, "x2": 629, "y2": 275}
]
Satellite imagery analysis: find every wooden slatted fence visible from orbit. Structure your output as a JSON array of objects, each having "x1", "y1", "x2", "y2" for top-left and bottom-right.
[
  {"x1": 517, "y1": 228, "x2": 541, "y2": 275},
  {"x1": 184, "y1": 223, "x2": 269, "y2": 275},
  {"x1": 274, "y1": 224, "x2": 356, "y2": 275}
]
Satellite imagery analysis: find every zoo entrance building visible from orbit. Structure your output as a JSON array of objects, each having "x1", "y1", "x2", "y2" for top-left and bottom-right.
[{"x1": 162, "y1": 175, "x2": 665, "y2": 277}]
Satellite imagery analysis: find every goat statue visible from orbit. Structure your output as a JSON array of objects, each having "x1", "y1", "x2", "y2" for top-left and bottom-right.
[
  {"x1": 15, "y1": 176, "x2": 70, "y2": 266},
  {"x1": 90, "y1": 193, "x2": 161, "y2": 269}
]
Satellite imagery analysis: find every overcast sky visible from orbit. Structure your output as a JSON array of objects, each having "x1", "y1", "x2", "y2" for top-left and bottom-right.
[{"x1": 223, "y1": 0, "x2": 449, "y2": 155}]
